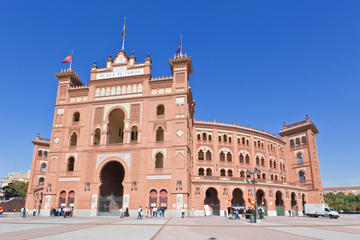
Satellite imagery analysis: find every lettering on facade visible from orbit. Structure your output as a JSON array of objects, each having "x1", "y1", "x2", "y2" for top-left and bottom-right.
[
  {"x1": 146, "y1": 175, "x2": 171, "y2": 180},
  {"x1": 96, "y1": 68, "x2": 144, "y2": 80}
]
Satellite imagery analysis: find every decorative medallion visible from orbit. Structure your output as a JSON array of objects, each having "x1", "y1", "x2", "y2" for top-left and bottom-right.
[
  {"x1": 54, "y1": 137, "x2": 60, "y2": 144},
  {"x1": 177, "y1": 129, "x2": 184, "y2": 137}
]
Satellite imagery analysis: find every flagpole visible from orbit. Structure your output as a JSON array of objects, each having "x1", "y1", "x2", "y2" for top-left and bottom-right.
[
  {"x1": 122, "y1": 16, "x2": 126, "y2": 51},
  {"x1": 180, "y1": 34, "x2": 183, "y2": 55},
  {"x1": 69, "y1": 50, "x2": 73, "y2": 70}
]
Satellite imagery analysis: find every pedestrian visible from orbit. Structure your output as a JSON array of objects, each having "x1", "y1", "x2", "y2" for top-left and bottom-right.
[
  {"x1": 70, "y1": 207, "x2": 73, "y2": 218},
  {"x1": 181, "y1": 207, "x2": 185, "y2": 218},
  {"x1": 292, "y1": 208, "x2": 295, "y2": 218},
  {"x1": 288, "y1": 209, "x2": 291, "y2": 217},
  {"x1": 162, "y1": 207, "x2": 166, "y2": 218},
  {"x1": 145, "y1": 207, "x2": 149, "y2": 218},
  {"x1": 52, "y1": 207, "x2": 57, "y2": 217},
  {"x1": 153, "y1": 206, "x2": 157, "y2": 218},
  {"x1": 125, "y1": 207, "x2": 129, "y2": 217},
  {"x1": 120, "y1": 207, "x2": 124, "y2": 218},
  {"x1": 150, "y1": 207, "x2": 153, "y2": 218},
  {"x1": 22, "y1": 207, "x2": 26, "y2": 218},
  {"x1": 32, "y1": 208, "x2": 36, "y2": 216},
  {"x1": 137, "y1": 206, "x2": 143, "y2": 220},
  {"x1": 235, "y1": 209, "x2": 239, "y2": 220}
]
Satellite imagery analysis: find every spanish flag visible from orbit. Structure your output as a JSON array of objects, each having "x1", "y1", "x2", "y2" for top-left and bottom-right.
[
  {"x1": 248, "y1": 194, "x2": 255, "y2": 207},
  {"x1": 226, "y1": 196, "x2": 231, "y2": 206},
  {"x1": 122, "y1": 17, "x2": 126, "y2": 41}
]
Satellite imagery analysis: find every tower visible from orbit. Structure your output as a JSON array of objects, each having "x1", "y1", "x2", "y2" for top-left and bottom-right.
[{"x1": 279, "y1": 115, "x2": 323, "y2": 204}]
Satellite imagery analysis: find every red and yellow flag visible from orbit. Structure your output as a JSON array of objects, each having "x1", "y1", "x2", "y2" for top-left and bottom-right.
[
  {"x1": 62, "y1": 53, "x2": 72, "y2": 63},
  {"x1": 122, "y1": 18, "x2": 126, "y2": 41},
  {"x1": 226, "y1": 196, "x2": 231, "y2": 206}
]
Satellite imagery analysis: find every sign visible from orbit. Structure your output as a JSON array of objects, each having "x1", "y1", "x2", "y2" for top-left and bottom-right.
[
  {"x1": 146, "y1": 175, "x2": 171, "y2": 180},
  {"x1": 96, "y1": 67, "x2": 144, "y2": 80}
]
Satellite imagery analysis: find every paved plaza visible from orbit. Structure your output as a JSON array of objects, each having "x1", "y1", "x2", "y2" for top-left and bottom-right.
[{"x1": 1, "y1": 213, "x2": 360, "y2": 240}]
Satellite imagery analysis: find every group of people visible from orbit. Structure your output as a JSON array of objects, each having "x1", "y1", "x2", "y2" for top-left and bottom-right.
[
  {"x1": 227, "y1": 207, "x2": 265, "y2": 220},
  {"x1": 119, "y1": 207, "x2": 130, "y2": 218},
  {"x1": 50, "y1": 207, "x2": 73, "y2": 218},
  {"x1": 135, "y1": 206, "x2": 167, "y2": 220}
]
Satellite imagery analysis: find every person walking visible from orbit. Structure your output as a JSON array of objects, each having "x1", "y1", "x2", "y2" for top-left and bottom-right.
[
  {"x1": 137, "y1": 206, "x2": 143, "y2": 220},
  {"x1": 181, "y1": 207, "x2": 185, "y2": 218},
  {"x1": 52, "y1": 207, "x2": 57, "y2": 217},
  {"x1": 120, "y1": 207, "x2": 124, "y2": 218},
  {"x1": 22, "y1": 208, "x2": 26, "y2": 218},
  {"x1": 153, "y1": 206, "x2": 157, "y2": 218}
]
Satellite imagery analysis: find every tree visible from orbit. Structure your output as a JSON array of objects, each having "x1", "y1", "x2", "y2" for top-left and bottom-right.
[{"x1": 3, "y1": 181, "x2": 28, "y2": 199}]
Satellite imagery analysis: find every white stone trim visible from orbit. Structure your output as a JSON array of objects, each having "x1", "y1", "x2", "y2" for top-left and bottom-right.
[
  {"x1": 58, "y1": 177, "x2": 80, "y2": 182},
  {"x1": 218, "y1": 148, "x2": 233, "y2": 154}
]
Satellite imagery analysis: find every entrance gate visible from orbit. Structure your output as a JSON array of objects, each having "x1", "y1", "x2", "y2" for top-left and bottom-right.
[{"x1": 276, "y1": 206, "x2": 285, "y2": 216}]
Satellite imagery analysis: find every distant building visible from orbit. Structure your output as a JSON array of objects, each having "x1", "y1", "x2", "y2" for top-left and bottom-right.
[
  {"x1": 323, "y1": 186, "x2": 360, "y2": 195},
  {"x1": 0, "y1": 171, "x2": 30, "y2": 200}
]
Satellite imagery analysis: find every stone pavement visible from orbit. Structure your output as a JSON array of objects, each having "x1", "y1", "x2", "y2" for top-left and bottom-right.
[{"x1": 1, "y1": 213, "x2": 360, "y2": 239}]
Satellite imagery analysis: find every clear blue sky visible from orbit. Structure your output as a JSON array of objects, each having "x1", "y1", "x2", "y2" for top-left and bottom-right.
[{"x1": 1, "y1": 1, "x2": 359, "y2": 187}]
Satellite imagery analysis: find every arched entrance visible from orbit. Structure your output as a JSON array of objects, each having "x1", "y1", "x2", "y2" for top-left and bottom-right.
[
  {"x1": 302, "y1": 194, "x2": 306, "y2": 213},
  {"x1": 107, "y1": 109, "x2": 125, "y2": 144},
  {"x1": 231, "y1": 188, "x2": 245, "y2": 207},
  {"x1": 159, "y1": 189, "x2": 168, "y2": 208},
  {"x1": 275, "y1": 191, "x2": 285, "y2": 216},
  {"x1": 149, "y1": 189, "x2": 157, "y2": 207},
  {"x1": 204, "y1": 188, "x2": 220, "y2": 216},
  {"x1": 67, "y1": 191, "x2": 75, "y2": 207},
  {"x1": 98, "y1": 161, "x2": 125, "y2": 215},
  {"x1": 58, "y1": 191, "x2": 66, "y2": 208},
  {"x1": 256, "y1": 189, "x2": 267, "y2": 215},
  {"x1": 291, "y1": 192, "x2": 298, "y2": 216}
]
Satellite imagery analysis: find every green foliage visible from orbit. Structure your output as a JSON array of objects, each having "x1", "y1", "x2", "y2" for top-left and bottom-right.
[
  {"x1": 3, "y1": 181, "x2": 28, "y2": 199},
  {"x1": 324, "y1": 192, "x2": 360, "y2": 211}
]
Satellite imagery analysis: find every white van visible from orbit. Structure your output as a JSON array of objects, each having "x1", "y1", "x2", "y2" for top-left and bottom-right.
[{"x1": 304, "y1": 204, "x2": 339, "y2": 219}]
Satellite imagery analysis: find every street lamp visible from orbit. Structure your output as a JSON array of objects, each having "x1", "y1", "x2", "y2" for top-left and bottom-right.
[{"x1": 246, "y1": 167, "x2": 261, "y2": 223}]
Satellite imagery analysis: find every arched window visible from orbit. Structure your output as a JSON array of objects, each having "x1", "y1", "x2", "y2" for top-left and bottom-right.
[
  {"x1": 295, "y1": 138, "x2": 300, "y2": 146},
  {"x1": 220, "y1": 169, "x2": 226, "y2": 176},
  {"x1": 94, "y1": 128, "x2": 101, "y2": 145},
  {"x1": 220, "y1": 152, "x2": 225, "y2": 161},
  {"x1": 270, "y1": 160, "x2": 273, "y2": 168},
  {"x1": 257, "y1": 174, "x2": 261, "y2": 179},
  {"x1": 223, "y1": 135, "x2": 227, "y2": 142},
  {"x1": 38, "y1": 150, "x2": 43, "y2": 157},
  {"x1": 206, "y1": 168, "x2": 212, "y2": 176},
  {"x1": 43, "y1": 151, "x2": 48, "y2": 158},
  {"x1": 261, "y1": 157, "x2": 265, "y2": 166},
  {"x1": 239, "y1": 154, "x2": 244, "y2": 163},
  {"x1": 157, "y1": 105, "x2": 165, "y2": 116},
  {"x1": 275, "y1": 175, "x2": 278, "y2": 181},
  {"x1": 245, "y1": 154, "x2": 250, "y2": 164},
  {"x1": 227, "y1": 169, "x2": 233, "y2": 177},
  {"x1": 297, "y1": 152, "x2": 303, "y2": 164},
  {"x1": 198, "y1": 168, "x2": 204, "y2": 176},
  {"x1": 73, "y1": 112, "x2": 80, "y2": 122},
  {"x1": 246, "y1": 139, "x2": 249, "y2": 146},
  {"x1": 38, "y1": 177, "x2": 44, "y2": 185},
  {"x1": 256, "y1": 156, "x2": 260, "y2": 165},
  {"x1": 302, "y1": 136, "x2": 307, "y2": 145},
  {"x1": 67, "y1": 191, "x2": 75, "y2": 207},
  {"x1": 226, "y1": 152, "x2": 232, "y2": 162},
  {"x1": 107, "y1": 109, "x2": 125, "y2": 144},
  {"x1": 198, "y1": 150, "x2": 204, "y2": 160},
  {"x1": 283, "y1": 163, "x2": 286, "y2": 172},
  {"x1": 206, "y1": 150, "x2": 212, "y2": 160},
  {"x1": 242, "y1": 137, "x2": 245, "y2": 145},
  {"x1": 299, "y1": 170, "x2": 305, "y2": 181},
  {"x1": 208, "y1": 135, "x2": 212, "y2": 141},
  {"x1": 67, "y1": 157, "x2": 75, "y2": 171},
  {"x1": 218, "y1": 135, "x2": 221, "y2": 142},
  {"x1": 240, "y1": 170, "x2": 245, "y2": 178},
  {"x1": 40, "y1": 163, "x2": 46, "y2": 172},
  {"x1": 262, "y1": 173, "x2": 266, "y2": 179},
  {"x1": 70, "y1": 132, "x2": 77, "y2": 146},
  {"x1": 290, "y1": 139, "x2": 294, "y2": 147},
  {"x1": 273, "y1": 160, "x2": 277, "y2": 169},
  {"x1": 156, "y1": 127, "x2": 164, "y2": 142},
  {"x1": 229, "y1": 137, "x2": 232, "y2": 143},
  {"x1": 197, "y1": 134, "x2": 201, "y2": 140},
  {"x1": 202, "y1": 133, "x2": 207, "y2": 141},
  {"x1": 131, "y1": 126, "x2": 138, "y2": 142},
  {"x1": 271, "y1": 174, "x2": 274, "y2": 180},
  {"x1": 155, "y1": 152, "x2": 164, "y2": 168}
]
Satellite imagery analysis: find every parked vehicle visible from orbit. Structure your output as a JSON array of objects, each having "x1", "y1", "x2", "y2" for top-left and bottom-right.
[{"x1": 304, "y1": 204, "x2": 339, "y2": 219}]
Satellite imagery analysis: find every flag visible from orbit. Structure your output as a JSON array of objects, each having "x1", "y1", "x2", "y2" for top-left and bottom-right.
[
  {"x1": 226, "y1": 196, "x2": 231, "y2": 206},
  {"x1": 176, "y1": 38, "x2": 182, "y2": 55},
  {"x1": 62, "y1": 54, "x2": 72, "y2": 63},
  {"x1": 121, "y1": 18, "x2": 126, "y2": 41},
  {"x1": 248, "y1": 194, "x2": 255, "y2": 207}
]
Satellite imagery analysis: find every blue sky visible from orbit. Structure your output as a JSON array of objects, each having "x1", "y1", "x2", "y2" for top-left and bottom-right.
[{"x1": 0, "y1": 1, "x2": 359, "y2": 187}]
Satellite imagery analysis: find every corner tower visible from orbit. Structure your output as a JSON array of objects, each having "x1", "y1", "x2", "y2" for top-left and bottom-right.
[{"x1": 279, "y1": 115, "x2": 323, "y2": 204}]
